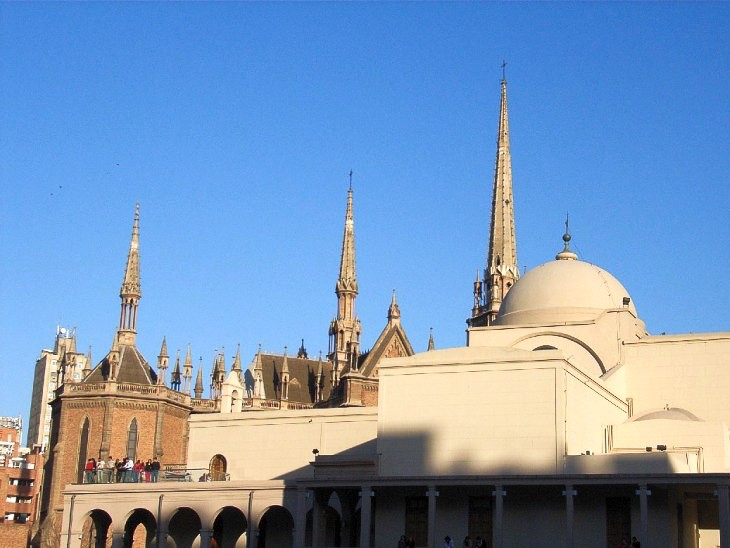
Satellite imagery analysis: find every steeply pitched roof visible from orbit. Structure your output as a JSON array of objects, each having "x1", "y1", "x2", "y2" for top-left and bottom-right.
[
  {"x1": 358, "y1": 319, "x2": 414, "y2": 377},
  {"x1": 85, "y1": 345, "x2": 158, "y2": 385},
  {"x1": 252, "y1": 354, "x2": 334, "y2": 405}
]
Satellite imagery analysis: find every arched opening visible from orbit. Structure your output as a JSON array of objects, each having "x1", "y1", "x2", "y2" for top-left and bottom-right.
[
  {"x1": 79, "y1": 509, "x2": 112, "y2": 548},
  {"x1": 213, "y1": 506, "x2": 247, "y2": 548},
  {"x1": 77, "y1": 417, "x2": 90, "y2": 484},
  {"x1": 533, "y1": 345, "x2": 558, "y2": 351},
  {"x1": 258, "y1": 505, "x2": 294, "y2": 548},
  {"x1": 123, "y1": 508, "x2": 155, "y2": 548},
  {"x1": 209, "y1": 454, "x2": 227, "y2": 481},
  {"x1": 126, "y1": 418, "x2": 138, "y2": 461},
  {"x1": 305, "y1": 505, "x2": 341, "y2": 547},
  {"x1": 168, "y1": 507, "x2": 201, "y2": 548},
  {"x1": 231, "y1": 389, "x2": 240, "y2": 411}
]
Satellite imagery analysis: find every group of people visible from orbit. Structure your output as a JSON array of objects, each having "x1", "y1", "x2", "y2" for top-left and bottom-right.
[
  {"x1": 619, "y1": 537, "x2": 641, "y2": 548},
  {"x1": 460, "y1": 536, "x2": 487, "y2": 547},
  {"x1": 83, "y1": 457, "x2": 162, "y2": 483}
]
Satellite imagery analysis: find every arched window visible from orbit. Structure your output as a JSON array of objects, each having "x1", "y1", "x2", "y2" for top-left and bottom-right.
[
  {"x1": 77, "y1": 417, "x2": 90, "y2": 484},
  {"x1": 209, "y1": 454, "x2": 227, "y2": 481},
  {"x1": 126, "y1": 419, "x2": 138, "y2": 461}
]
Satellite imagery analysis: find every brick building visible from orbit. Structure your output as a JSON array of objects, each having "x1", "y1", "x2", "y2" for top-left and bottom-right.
[{"x1": 0, "y1": 418, "x2": 44, "y2": 547}]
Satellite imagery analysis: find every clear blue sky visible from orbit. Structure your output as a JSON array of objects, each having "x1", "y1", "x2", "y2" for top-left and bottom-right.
[{"x1": 1, "y1": 3, "x2": 728, "y2": 424}]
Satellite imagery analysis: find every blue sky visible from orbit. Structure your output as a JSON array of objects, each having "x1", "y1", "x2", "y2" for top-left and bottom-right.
[{"x1": 1, "y1": 3, "x2": 728, "y2": 424}]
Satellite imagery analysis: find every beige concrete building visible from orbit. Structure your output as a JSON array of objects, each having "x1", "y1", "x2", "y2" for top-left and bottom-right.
[
  {"x1": 47, "y1": 78, "x2": 730, "y2": 548},
  {"x1": 27, "y1": 328, "x2": 90, "y2": 452}
]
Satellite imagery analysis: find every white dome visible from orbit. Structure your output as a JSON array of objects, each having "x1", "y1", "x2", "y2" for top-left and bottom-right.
[{"x1": 495, "y1": 258, "x2": 637, "y2": 325}]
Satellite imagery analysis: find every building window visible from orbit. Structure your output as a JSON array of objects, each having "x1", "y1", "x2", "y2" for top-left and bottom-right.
[
  {"x1": 77, "y1": 418, "x2": 90, "y2": 484},
  {"x1": 126, "y1": 419, "x2": 138, "y2": 461}
]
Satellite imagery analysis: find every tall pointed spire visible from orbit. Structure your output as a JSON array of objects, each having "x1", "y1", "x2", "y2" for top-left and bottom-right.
[
  {"x1": 182, "y1": 343, "x2": 193, "y2": 393},
  {"x1": 388, "y1": 289, "x2": 401, "y2": 324},
  {"x1": 118, "y1": 203, "x2": 142, "y2": 345},
  {"x1": 194, "y1": 358, "x2": 204, "y2": 399},
  {"x1": 328, "y1": 177, "x2": 362, "y2": 372},
  {"x1": 170, "y1": 349, "x2": 182, "y2": 391},
  {"x1": 232, "y1": 343, "x2": 242, "y2": 383},
  {"x1": 469, "y1": 72, "x2": 519, "y2": 327},
  {"x1": 427, "y1": 328, "x2": 435, "y2": 352},
  {"x1": 156, "y1": 337, "x2": 169, "y2": 386},
  {"x1": 253, "y1": 344, "x2": 264, "y2": 399}
]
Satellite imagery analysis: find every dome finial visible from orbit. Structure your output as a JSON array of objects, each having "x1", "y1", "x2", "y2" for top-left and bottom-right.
[{"x1": 556, "y1": 213, "x2": 578, "y2": 261}]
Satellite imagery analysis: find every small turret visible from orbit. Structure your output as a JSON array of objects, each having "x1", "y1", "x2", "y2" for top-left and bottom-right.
[
  {"x1": 388, "y1": 289, "x2": 401, "y2": 324},
  {"x1": 194, "y1": 358, "x2": 204, "y2": 399},
  {"x1": 253, "y1": 344, "x2": 264, "y2": 399},
  {"x1": 157, "y1": 337, "x2": 169, "y2": 385},
  {"x1": 182, "y1": 344, "x2": 193, "y2": 393},
  {"x1": 231, "y1": 344, "x2": 242, "y2": 384},
  {"x1": 170, "y1": 349, "x2": 182, "y2": 391},
  {"x1": 280, "y1": 347, "x2": 290, "y2": 401},
  {"x1": 427, "y1": 328, "x2": 435, "y2": 352},
  {"x1": 82, "y1": 346, "x2": 92, "y2": 378}
]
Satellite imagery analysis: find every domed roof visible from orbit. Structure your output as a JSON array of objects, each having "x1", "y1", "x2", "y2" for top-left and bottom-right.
[{"x1": 496, "y1": 256, "x2": 637, "y2": 325}]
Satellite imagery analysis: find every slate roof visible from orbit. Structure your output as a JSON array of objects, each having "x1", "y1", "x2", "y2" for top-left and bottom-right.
[
  {"x1": 253, "y1": 354, "x2": 334, "y2": 405},
  {"x1": 85, "y1": 345, "x2": 158, "y2": 385}
]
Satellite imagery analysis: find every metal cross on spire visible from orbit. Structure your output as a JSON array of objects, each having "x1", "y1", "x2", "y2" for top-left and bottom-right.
[
  {"x1": 501, "y1": 60, "x2": 507, "y2": 81},
  {"x1": 349, "y1": 169, "x2": 353, "y2": 189}
]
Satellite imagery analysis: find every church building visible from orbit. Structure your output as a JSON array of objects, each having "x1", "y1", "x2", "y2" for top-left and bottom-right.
[{"x1": 39, "y1": 77, "x2": 730, "y2": 548}]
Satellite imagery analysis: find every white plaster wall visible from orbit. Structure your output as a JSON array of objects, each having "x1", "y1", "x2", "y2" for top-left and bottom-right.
[
  {"x1": 187, "y1": 408, "x2": 377, "y2": 481},
  {"x1": 612, "y1": 419, "x2": 729, "y2": 471},
  {"x1": 564, "y1": 370, "x2": 627, "y2": 457},
  {"x1": 624, "y1": 335, "x2": 730, "y2": 423},
  {"x1": 378, "y1": 357, "x2": 561, "y2": 476}
]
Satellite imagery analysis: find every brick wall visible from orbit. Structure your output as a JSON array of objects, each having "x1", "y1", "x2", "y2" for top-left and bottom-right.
[{"x1": 0, "y1": 521, "x2": 32, "y2": 548}]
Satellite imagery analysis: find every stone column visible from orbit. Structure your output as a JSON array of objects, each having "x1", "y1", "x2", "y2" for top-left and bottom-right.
[
  {"x1": 247, "y1": 490, "x2": 258, "y2": 548},
  {"x1": 199, "y1": 528, "x2": 213, "y2": 548},
  {"x1": 492, "y1": 485, "x2": 506, "y2": 548},
  {"x1": 359, "y1": 485, "x2": 373, "y2": 548},
  {"x1": 717, "y1": 485, "x2": 730, "y2": 548},
  {"x1": 427, "y1": 485, "x2": 438, "y2": 548},
  {"x1": 636, "y1": 484, "x2": 651, "y2": 547},
  {"x1": 562, "y1": 485, "x2": 577, "y2": 548},
  {"x1": 312, "y1": 491, "x2": 324, "y2": 548},
  {"x1": 293, "y1": 488, "x2": 308, "y2": 548},
  {"x1": 110, "y1": 531, "x2": 126, "y2": 548}
]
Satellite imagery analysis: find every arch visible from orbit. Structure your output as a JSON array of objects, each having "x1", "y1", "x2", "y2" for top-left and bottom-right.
[
  {"x1": 126, "y1": 418, "x2": 138, "y2": 461},
  {"x1": 123, "y1": 508, "x2": 156, "y2": 548},
  {"x1": 231, "y1": 389, "x2": 240, "y2": 412},
  {"x1": 167, "y1": 507, "x2": 202, "y2": 548},
  {"x1": 305, "y1": 504, "x2": 341, "y2": 547},
  {"x1": 79, "y1": 509, "x2": 112, "y2": 548},
  {"x1": 511, "y1": 332, "x2": 606, "y2": 374},
  {"x1": 77, "y1": 417, "x2": 91, "y2": 484},
  {"x1": 533, "y1": 345, "x2": 558, "y2": 351},
  {"x1": 257, "y1": 505, "x2": 294, "y2": 548},
  {"x1": 209, "y1": 454, "x2": 227, "y2": 481},
  {"x1": 212, "y1": 506, "x2": 247, "y2": 548}
]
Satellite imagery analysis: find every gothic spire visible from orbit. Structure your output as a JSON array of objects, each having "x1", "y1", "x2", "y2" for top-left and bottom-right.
[
  {"x1": 118, "y1": 203, "x2": 142, "y2": 345},
  {"x1": 194, "y1": 358, "x2": 204, "y2": 399},
  {"x1": 182, "y1": 343, "x2": 193, "y2": 392},
  {"x1": 156, "y1": 337, "x2": 169, "y2": 385},
  {"x1": 388, "y1": 289, "x2": 401, "y2": 324},
  {"x1": 170, "y1": 349, "x2": 182, "y2": 391},
  {"x1": 427, "y1": 328, "x2": 435, "y2": 352},
  {"x1": 328, "y1": 179, "x2": 362, "y2": 371},
  {"x1": 232, "y1": 344, "x2": 242, "y2": 380},
  {"x1": 469, "y1": 74, "x2": 519, "y2": 327}
]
